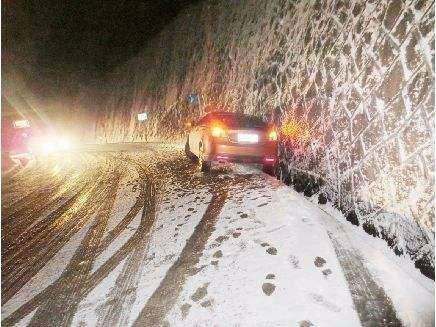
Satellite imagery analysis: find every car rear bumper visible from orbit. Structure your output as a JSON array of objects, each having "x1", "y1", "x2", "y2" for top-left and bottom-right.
[{"x1": 204, "y1": 141, "x2": 277, "y2": 165}]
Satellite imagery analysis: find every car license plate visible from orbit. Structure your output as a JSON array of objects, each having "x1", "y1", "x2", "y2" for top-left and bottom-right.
[{"x1": 237, "y1": 133, "x2": 258, "y2": 143}]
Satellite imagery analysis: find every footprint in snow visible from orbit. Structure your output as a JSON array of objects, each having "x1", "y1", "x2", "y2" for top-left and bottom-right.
[
  {"x1": 180, "y1": 303, "x2": 191, "y2": 319},
  {"x1": 262, "y1": 282, "x2": 275, "y2": 296},
  {"x1": 288, "y1": 255, "x2": 300, "y2": 269},
  {"x1": 262, "y1": 273, "x2": 276, "y2": 296},
  {"x1": 215, "y1": 235, "x2": 228, "y2": 243},
  {"x1": 266, "y1": 247, "x2": 277, "y2": 255},
  {"x1": 200, "y1": 299, "x2": 213, "y2": 308},
  {"x1": 310, "y1": 293, "x2": 341, "y2": 312},
  {"x1": 314, "y1": 256, "x2": 326, "y2": 267},
  {"x1": 190, "y1": 283, "x2": 209, "y2": 302}
]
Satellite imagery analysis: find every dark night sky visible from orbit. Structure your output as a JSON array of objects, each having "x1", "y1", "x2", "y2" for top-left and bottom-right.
[{"x1": 2, "y1": 0, "x2": 199, "y2": 90}]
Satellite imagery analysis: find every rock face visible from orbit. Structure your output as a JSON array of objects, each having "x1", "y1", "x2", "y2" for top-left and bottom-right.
[{"x1": 95, "y1": 0, "x2": 435, "y2": 272}]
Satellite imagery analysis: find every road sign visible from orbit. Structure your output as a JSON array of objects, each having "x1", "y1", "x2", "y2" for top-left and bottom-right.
[
  {"x1": 137, "y1": 112, "x2": 148, "y2": 121},
  {"x1": 187, "y1": 93, "x2": 199, "y2": 104}
]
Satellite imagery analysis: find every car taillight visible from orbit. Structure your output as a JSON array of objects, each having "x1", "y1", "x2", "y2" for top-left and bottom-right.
[
  {"x1": 268, "y1": 130, "x2": 278, "y2": 141},
  {"x1": 211, "y1": 126, "x2": 227, "y2": 138}
]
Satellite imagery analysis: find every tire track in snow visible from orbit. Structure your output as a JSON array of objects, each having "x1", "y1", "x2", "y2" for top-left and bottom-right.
[
  {"x1": 1, "y1": 155, "x2": 96, "y2": 221},
  {"x1": 1, "y1": 169, "x2": 103, "y2": 264},
  {"x1": 1, "y1": 153, "x2": 151, "y2": 326},
  {"x1": 98, "y1": 196, "x2": 144, "y2": 249},
  {"x1": 3, "y1": 228, "x2": 147, "y2": 326},
  {"x1": 27, "y1": 172, "x2": 121, "y2": 327},
  {"x1": 94, "y1": 153, "x2": 152, "y2": 252},
  {"x1": 1, "y1": 162, "x2": 45, "y2": 194},
  {"x1": 1, "y1": 179, "x2": 71, "y2": 240},
  {"x1": 327, "y1": 230, "x2": 403, "y2": 326},
  {"x1": 1, "y1": 178, "x2": 65, "y2": 220},
  {"x1": 2, "y1": 148, "x2": 196, "y2": 326},
  {"x1": 96, "y1": 173, "x2": 157, "y2": 326},
  {"x1": 302, "y1": 197, "x2": 405, "y2": 326},
  {"x1": 1, "y1": 176, "x2": 95, "y2": 263},
  {"x1": 1, "y1": 170, "x2": 109, "y2": 303},
  {"x1": 1, "y1": 158, "x2": 67, "y2": 197},
  {"x1": 1, "y1": 161, "x2": 22, "y2": 180},
  {"x1": 133, "y1": 182, "x2": 229, "y2": 326},
  {"x1": 1, "y1": 176, "x2": 90, "y2": 257},
  {"x1": 1, "y1": 153, "x2": 99, "y2": 234}
]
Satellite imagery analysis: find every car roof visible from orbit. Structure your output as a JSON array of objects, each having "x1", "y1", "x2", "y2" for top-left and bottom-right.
[
  {"x1": 205, "y1": 111, "x2": 235, "y2": 116},
  {"x1": 203, "y1": 111, "x2": 254, "y2": 118}
]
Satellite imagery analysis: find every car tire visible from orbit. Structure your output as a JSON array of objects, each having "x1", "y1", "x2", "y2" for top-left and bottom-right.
[
  {"x1": 185, "y1": 139, "x2": 197, "y2": 162},
  {"x1": 199, "y1": 143, "x2": 211, "y2": 173},
  {"x1": 200, "y1": 158, "x2": 211, "y2": 172},
  {"x1": 262, "y1": 164, "x2": 275, "y2": 176}
]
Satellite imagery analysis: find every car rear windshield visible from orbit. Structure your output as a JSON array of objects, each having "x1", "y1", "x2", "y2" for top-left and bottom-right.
[{"x1": 202, "y1": 113, "x2": 267, "y2": 129}]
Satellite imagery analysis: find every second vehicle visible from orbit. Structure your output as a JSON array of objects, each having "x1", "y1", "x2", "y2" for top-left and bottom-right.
[{"x1": 185, "y1": 111, "x2": 278, "y2": 173}]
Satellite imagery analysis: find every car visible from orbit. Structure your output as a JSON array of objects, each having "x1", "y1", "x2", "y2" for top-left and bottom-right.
[
  {"x1": 2, "y1": 118, "x2": 32, "y2": 154},
  {"x1": 185, "y1": 111, "x2": 278, "y2": 174},
  {"x1": 2, "y1": 117, "x2": 74, "y2": 157},
  {"x1": 1, "y1": 118, "x2": 34, "y2": 167}
]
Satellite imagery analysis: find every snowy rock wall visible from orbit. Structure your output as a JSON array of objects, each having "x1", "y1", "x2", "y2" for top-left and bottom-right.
[{"x1": 95, "y1": 0, "x2": 435, "y2": 274}]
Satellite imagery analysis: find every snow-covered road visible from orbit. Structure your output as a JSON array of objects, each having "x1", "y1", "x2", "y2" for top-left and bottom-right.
[{"x1": 1, "y1": 143, "x2": 434, "y2": 327}]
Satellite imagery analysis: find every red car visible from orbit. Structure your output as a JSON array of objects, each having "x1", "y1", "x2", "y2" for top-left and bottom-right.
[
  {"x1": 185, "y1": 112, "x2": 278, "y2": 174},
  {"x1": 2, "y1": 118, "x2": 33, "y2": 154},
  {"x1": 1, "y1": 118, "x2": 34, "y2": 168}
]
